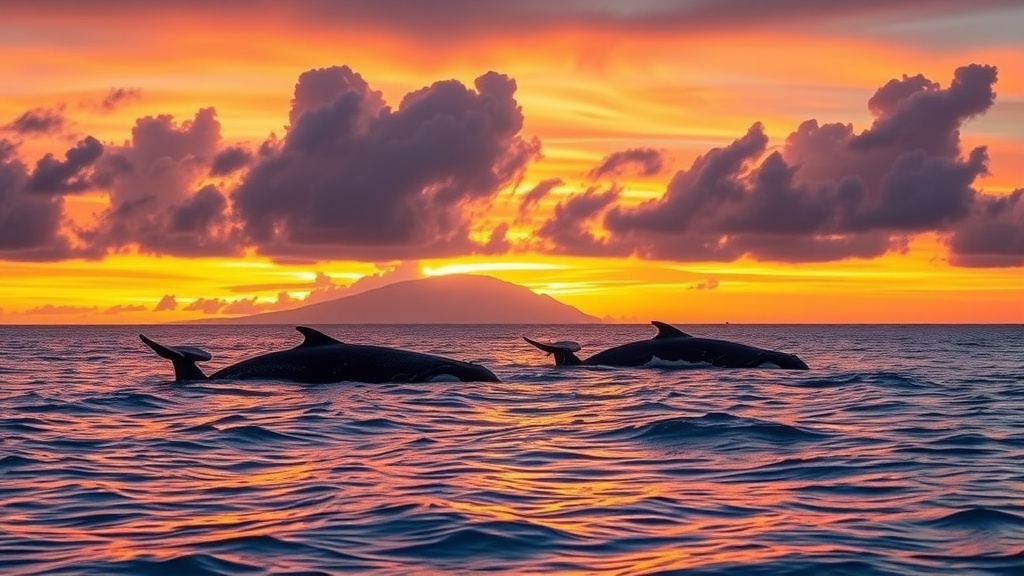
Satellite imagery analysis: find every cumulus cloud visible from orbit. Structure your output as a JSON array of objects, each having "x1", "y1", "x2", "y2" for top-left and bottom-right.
[
  {"x1": 232, "y1": 66, "x2": 540, "y2": 260},
  {"x1": 28, "y1": 136, "x2": 105, "y2": 194},
  {"x1": 210, "y1": 146, "x2": 253, "y2": 176},
  {"x1": 948, "y1": 189, "x2": 1024, "y2": 267},
  {"x1": 154, "y1": 294, "x2": 178, "y2": 311},
  {"x1": 0, "y1": 139, "x2": 78, "y2": 260},
  {"x1": 589, "y1": 148, "x2": 664, "y2": 180},
  {"x1": 82, "y1": 107, "x2": 243, "y2": 257},
  {"x1": 539, "y1": 64, "x2": 1019, "y2": 266},
  {"x1": 3, "y1": 107, "x2": 66, "y2": 135}
]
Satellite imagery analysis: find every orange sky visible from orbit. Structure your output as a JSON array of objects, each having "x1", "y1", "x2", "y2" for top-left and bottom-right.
[{"x1": 1, "y1": 1, "x2": 1022, "y2": 323}]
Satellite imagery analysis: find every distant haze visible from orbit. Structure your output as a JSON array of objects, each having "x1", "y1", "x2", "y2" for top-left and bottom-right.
[{"x1": 188, "y1": 275, "x2": 600, "y2": 324}]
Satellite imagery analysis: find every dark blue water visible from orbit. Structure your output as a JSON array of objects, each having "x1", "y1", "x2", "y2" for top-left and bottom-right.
[{"x1": 1, "y1": 324, "x2": 1022, "y2": 575}]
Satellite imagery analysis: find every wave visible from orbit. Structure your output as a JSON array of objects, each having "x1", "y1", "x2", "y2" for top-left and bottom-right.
[
  {"x1": 928, "y1": 507, "x2": 1024, "y2": 530},
  {"x1": 606, "y1": 412, "x2": 828, "y2": 445}
]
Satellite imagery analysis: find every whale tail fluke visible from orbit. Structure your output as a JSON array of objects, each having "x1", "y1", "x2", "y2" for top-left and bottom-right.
[
  {"x1": 523, "y1": 337, "x2": 583, "y2": 366},
  {"x1": 139, "y1": 334, "x2": 211, "y2": 382}
]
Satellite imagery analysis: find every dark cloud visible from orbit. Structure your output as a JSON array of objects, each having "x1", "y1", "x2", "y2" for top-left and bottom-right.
[
  {"x1": 232, "y1": 67, "x2": 539, "y2": 260},
  {"x1": 540, "y1": 64, "x2": 1015, "y2": 265},
  {"x1": 3, "y1": 107, "x2": 66, "y2": 135},
  {"x1": 82, "y1": 108, "x2": 243, "y2": 257},
  {"x1": 154, "y1": 294, "x2": 178, "y2": 311},
  {"x1": 209, "y1": 146, "x2": 253, "y2": 176},
  {"x1": 99, "y1": 88, "x2": 142, "y2": 112},
  {"x1": 28, "y1": 136, "x2": 104, "y2": 194},
  {"x1": 518, "y1": 178, "x2": 562, "y2": 215},
  {"x1": 589, "y1": 148, "x2": 664, "y2": 180},
  {"x1": 537, "y1": 186, "x2": 629, "y2": 256},
  {"x1": 0, "y1": 139, "x2": 78, "y2": 260},
  {"x1": 948, "y1": 189, "x2": 1024, "y2": 267}
]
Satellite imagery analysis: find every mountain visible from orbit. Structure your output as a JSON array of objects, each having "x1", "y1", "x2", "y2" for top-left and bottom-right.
[{"x1": 193, "y1": 274, "x2": 601, "y2": 324}]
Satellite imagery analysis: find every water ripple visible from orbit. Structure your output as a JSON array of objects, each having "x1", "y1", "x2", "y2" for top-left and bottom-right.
[{"x1": 0, "y1": 323, "x2": 1022, "y2": 575}]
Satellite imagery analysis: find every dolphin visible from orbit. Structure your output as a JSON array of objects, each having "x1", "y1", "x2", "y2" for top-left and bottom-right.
[
  {"x1": 524, "y1": 321, "x2": 809, "y2": 370},
  {"x1": 141, "y1": 326, "x2": 501, "y2": 383}
]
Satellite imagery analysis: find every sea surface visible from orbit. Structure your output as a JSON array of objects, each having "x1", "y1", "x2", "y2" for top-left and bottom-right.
[{"x1": 1, "y1": 324, "x2": 1022, "y2": 575}]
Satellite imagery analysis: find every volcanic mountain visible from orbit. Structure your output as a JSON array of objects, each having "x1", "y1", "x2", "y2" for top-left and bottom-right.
[{"x1": 198, "y1": 274, "x2": 600, "y2": 324}]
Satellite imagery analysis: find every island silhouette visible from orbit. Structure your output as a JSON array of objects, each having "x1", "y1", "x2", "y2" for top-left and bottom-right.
[{"x1": 188, "y1": 274, "x2": 600, "y2": 324}]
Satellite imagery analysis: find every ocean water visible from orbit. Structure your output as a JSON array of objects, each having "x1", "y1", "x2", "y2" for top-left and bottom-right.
[{"x1": 1, "y1": 323, "x2": 1022, "y2": 575}]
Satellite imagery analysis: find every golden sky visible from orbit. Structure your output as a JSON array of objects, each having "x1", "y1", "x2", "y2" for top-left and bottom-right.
[{"x1": 1, "y1": 1, "x2": 1022, "y2": 323}]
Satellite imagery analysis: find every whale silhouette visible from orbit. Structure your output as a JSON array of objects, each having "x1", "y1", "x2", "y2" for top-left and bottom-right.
[
  {"x1": 141, "y1": 326, "x2": 500, "y2": 383},
  {"x1": 524, "y1": 321, "x2": 809, "y2": 370}
]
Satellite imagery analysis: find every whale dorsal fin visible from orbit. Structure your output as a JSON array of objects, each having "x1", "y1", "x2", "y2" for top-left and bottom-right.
[
  {"x1": 651, "y1": 321, "x2": 691, "y2": 339},
  {"x1": 295, "y1": 326, "x2": 343, "y2": 347}
]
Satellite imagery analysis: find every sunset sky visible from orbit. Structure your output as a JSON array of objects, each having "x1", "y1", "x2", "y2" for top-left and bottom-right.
[{"x1": 2, "y1": 0, "x2": 1022, "y2": 324}]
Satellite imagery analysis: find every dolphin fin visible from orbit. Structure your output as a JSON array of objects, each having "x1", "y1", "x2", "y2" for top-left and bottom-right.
[
  {"x1": 651, "y1": 321, "x2": 691, "y2": 339},
  {"x1": 295, "y1": 326, "x2": 343, "y2": 347},
  {"x1": 139, "y1": 334, "x2": 210, "y2": 382},
  {"x1": 523, "y1": 337, "x2": 583, "y2": 366}
]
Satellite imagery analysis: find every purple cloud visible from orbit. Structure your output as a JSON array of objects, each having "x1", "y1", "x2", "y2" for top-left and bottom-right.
[
  {"x1": 539, "y1": 64, "x2": 1018, "y2": 265},
  {"x1": 3, "y1": 107, "x2": 66, "y2": 135},
  {"x1": 948, "y1": 189, "x2": 1024, "y2": 267},
  {"x1": 82, "y1": 108, "x2": 243, "y2": 257},
  {"x1": 232, "y1": 67, "x2": 540, "y2": 260},
  {"x1": 0, "y1": 139, "x2": 78, "y2": 260},
  {"x1": 28, "y1": 136, "x2": 104, "y2": 194},
  {"x1": 518, "y1": 178, "x2": 562, "y2": 217},
  {"x1": 99, "y1": 88, "x2": 142, "y2": 112},
  {"x1": 589, "y1": 148, "x2": 664, "y2": 180},
  {"x1": 209, "y1": 146, "x2": 253, "y2": 176}
]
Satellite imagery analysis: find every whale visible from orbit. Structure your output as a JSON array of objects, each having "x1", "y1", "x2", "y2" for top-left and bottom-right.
[
  {"x1": 141, "y1": 326, "x2": 501, "y2": 383},
  {"x1": 524, "y1": 321, "x2": 809, "y2": 370}
]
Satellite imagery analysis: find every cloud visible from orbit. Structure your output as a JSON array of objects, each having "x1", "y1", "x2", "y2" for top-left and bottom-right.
[
  {"x1": 0, "y1": 139, "x2": 78, "y2": 260},
  {"x1": 689, "y1": 278, "x2": 719, "y2": 290},
  {"x1": 25, "y1": 304, "x2": 98, "y2": 315},
  {"x1": 154, "y1": 294, "x2": 178, "y2": 311},
  {"x1": 183, "y1": 297, "x2": 227, "y2": 314},
  {"x1": 99, "y1": 88, "x2": 142, "y2": 112},
  {"x1": 518, "y1": 178, "x2": 562, "y2": 216},
  {"x1": 589, "y1": 148, "x2": 664, "y2": 180},
  {"x1": 82, "y1": 108, "x2": 243, "y2": 257},
  {"x1": 3, "y1": 107, "x2": 66, "y2": 135},
  {"x1": 103, "y1": 304, "x2": 147, "y2": 314},
  {"x1": 536, "y1": 185, "x2": 630, "y2": 256},
  {"x1": 306, "y1": 260, "x2": 424, "y2": 304},
  {"x1": 539, "y1": 64, "x2": 1019, "y2": 265},
  {"x1": 947, "y1": 189, "x2": 1024, "y2": 267},
  {"x1": 209, "y1": 146, "x2": 253, "y2": 176},
  {"x1": 28, "y1": 136, "x2": 105, "y2": 194},
  {"x1": 232, "y1": 66, "x2": 540, "y2": 261}
]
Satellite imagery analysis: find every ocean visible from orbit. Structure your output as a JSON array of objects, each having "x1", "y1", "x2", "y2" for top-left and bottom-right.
[{"x1": 1, "y1": 324, "x2": 1022, "y2": 575}]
